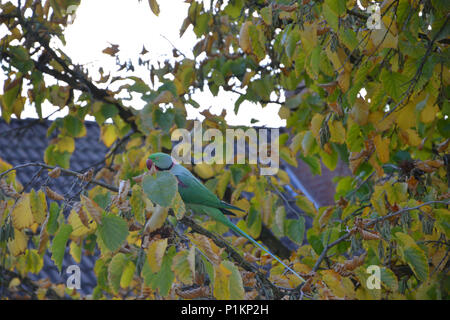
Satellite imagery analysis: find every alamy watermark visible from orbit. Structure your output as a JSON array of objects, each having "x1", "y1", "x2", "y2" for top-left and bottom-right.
[
  {"x1": 357, "y1": 1, "x2": 381, "y2": 30},
  {"x1": 171, "y1": 121, "x2": 279, "y2": 176},
  {"x1": 366, "y1": 265, "x2": 381, "y2": 290},
  {"x1": 66, "y1": 264, "x2": 81, "y2": 290}
]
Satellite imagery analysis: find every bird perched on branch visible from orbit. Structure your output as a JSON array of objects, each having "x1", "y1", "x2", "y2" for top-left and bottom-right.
[{"x1": 146, "y1": 152, "x2": 305, "y2": 283}]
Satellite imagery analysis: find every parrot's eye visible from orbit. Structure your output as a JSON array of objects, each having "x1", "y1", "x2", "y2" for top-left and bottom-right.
[{"x1": 146, "y1": 159, "x2": 153, "y2": 170}]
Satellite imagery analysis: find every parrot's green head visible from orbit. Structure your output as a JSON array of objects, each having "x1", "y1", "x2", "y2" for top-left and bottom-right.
[{"x1": 147, "y1": 153, "x2": 174, "y2": 171}]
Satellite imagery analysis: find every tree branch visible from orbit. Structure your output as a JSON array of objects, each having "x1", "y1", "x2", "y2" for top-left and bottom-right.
[{"x1": 310, "y1": 200, "x2": 450, "y2": 273}]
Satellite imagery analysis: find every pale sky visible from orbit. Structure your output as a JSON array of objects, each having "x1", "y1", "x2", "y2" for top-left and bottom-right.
[{"x1": 1, "y1": 0, "x2": 286, "y2": 127}]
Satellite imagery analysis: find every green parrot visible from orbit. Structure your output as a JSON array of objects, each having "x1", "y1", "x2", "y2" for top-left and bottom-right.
[{"x1": 146, "y1": 152, "x2": 305, "y2": 283}]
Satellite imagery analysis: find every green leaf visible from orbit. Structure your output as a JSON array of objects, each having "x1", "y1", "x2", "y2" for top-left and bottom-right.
[
  {"x1": 63, "y1": 115, "x2": 85, "y2": 138},
  {"x1": 194, "y1": 13, "x2": 211, "y2": 37},
  {"x1": 171, "y1": 246, "x2": 195, "y2": 285},
  {"x1": 395, "y1": 232, "x2": 429, "y2": 282},
  {"x1": 296, "y1": 195, "x2": 317, "y2": 216},
  {"x1": 146, "y1": 246, "x2": 176, "y2": 297},
  {"x1": 223, "y1": 260, "x2": 245, "y2": 300},
  {"x1": 108, "y1": 253, "x2": 129, "y2": 294},
  {"x1": 325, "y1": 0, "x2": 346, "y2": 16},
  {"x1": 340, "y1": 29, "x2": 358, "y2": 51},
  {"x1": 320, "y1": 148, "x2": 338, "y2": 171},
  {"x1": 101, "y1": 103, "x2": 119, "y2": 120},
  {"x1": 380, "y1": 69, "x2": 408, "y2": 102},
  {"x1": 47, "y1": 202, "x2": 61, "y2": 235},
  {"x1": 142, "y1": 171, "x2": 178, "y2": 207},
  {"x1": 285, "y1": 217, "x2": 305, "y2": 245},
  {"x1": 322, "y1": 3, "x2": 338, "y2": 30},
  {"x1": 98, "y1": 214, "x2": 129, "y2": 252},
  {"x1": 246, "y1": 205, "x2": 262, "y2": 239},
  {"x1": 260, "y1": 6, "x2": 272, "y2": 25},
  {"x1": 380, "y1": 267, "x2": 398, "y2": 291},
  {"x1": 248, "y1": 24, "x2": 266, "y2": 60},
  {"x1": 51, "y1": 224, "x2": 73, "y2": 272},
  {"x1": 307, "y1": 231, "x2": 324, "y2": 255},
  {"x1": 434, "y1": 209, "x2": 450, "y2": 238},
  {"x1": 299, "y1": 154, "x2": 322, "y2": 176},
  {"x1": 25, "y1": 249, "x2": 44, "y2": 274},
  {"x1": 130, "y1": 184, "x2": 146, "y2": 225},
  {"x1": 309, "y1": 46, "x2": 321, "y2": 79}
]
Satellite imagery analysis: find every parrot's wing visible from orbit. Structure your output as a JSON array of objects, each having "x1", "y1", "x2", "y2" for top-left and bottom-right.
[{"x1": 171, "y1": 165, "x2": 223, "y2": 208}]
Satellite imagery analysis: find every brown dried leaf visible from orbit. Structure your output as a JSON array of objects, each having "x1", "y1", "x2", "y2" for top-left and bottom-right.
[
  {"x1": 175, "y1": 286, "x2": 210, "y2": 299},
  {"x1": 233, "y1": 236, "x2": 248, "y2": 247},
  {"x1": 45, "y1": 187, "x2": 64, "y2": 201},
  {"x1": 244, "y1": 252, "x2": 259, "y2": 263},
  {"x1": 360, "y1": 229, "x2": 381, "y2": 240},
  {"x1": 73, "y1": 202, "x2": 90, "y2": 228},
  {"x1": 78, "y1": 168, "x2": 94, "y2": 182},
  {"x1": 187, "y1": 233, "x2": 223, "y2": 266},
  {"x1": 0, "y1": 180, "x2": 20, "y2": 199},
  {"x1": 319, "y1": 207, "x2": 334, "y2": 228},
  {"x1": 80, "y1": 195, "x2": 102, "y2": 224},
  {"x1": 48, "y1": 167, "x2": 61, "y2": 179},
  {"x1": 38, "y1": 215, "x2": 49, "y2": 254},
  {"x1": 436, "y1": 139, "x2": 450, "y2": 153},
  {"x1": 102, "y1": 44, "x2": 119, "y2": 56},
  {"x1": 95, "y1": 167, "x2": 114, "y2": 184}
]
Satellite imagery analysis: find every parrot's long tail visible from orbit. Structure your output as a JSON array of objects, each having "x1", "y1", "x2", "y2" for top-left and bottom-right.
[{"x1": 225, "y1": 218, "x2": 306, "y2": 283}]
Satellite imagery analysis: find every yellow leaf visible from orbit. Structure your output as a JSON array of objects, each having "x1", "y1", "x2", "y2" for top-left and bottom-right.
[
  {"x1": 56, "y1": 136, "x2": 75, "y2": 153},
  {"x1": 12, "y1": 194, "x2": 34, "y2": 230},
  {"x1": 329, "y1": 120, "x2": 346, "y2": 144},
  {"x1": 231, "y1": 198, "x2": 249, "y2": 218},
  {"x1": 147, "y1": 238, "x2": 168, "y2": 273},
  {"x1": 351, "y1": 98, "x2": 369, "y2": 125},
  {"x1": 194, "y1": 163, "x2": 215, "y2": 179},
  {"x1": 172, "y1": 192, "x2": 186, "y2": 220},
  {"x1": 8, "y1": 228, "x2": 27, "y2": 256},
  {"x1": 278, "y1": 106, "x2": 290, "y2": 120},
  {"x1": 9, "y1": 277, "x2": 21, "y2": 288},
  {"x1": 120, "y1": 261, "x2": 136, "y2": 289},
  {"x1": 68, "y1": 209, "x2": 97, "y2": 238},
  {"x1": 371, "y1": 185, "x2": 386, "y2": 216},
  {"x1": 321, "y1": 269, "x2": 347, "y2": 299},
  {"x1": 370, "y1": 20, "x2": 398, "y2": 50},
  {"x1": 70, "y1": 241, "x2": 82, "y2": 263},
  {"x1": 400, "y1": 129, "x2": 421, "y2": 147},
  {"x1": 276, "y1": 169, "x2": 291, "y2": 185},
  {"x1": 373, "y1": 134, "x2": 390, "y2": 163},
  {"x1": 213, "y1": 262, "x2": 233, "y2": 300},
  {"x1": 420, "y1": 104, "x2": 439, "y2": 123},
  {"x1": 310, "y1": 113, "x2": 324, "y2": 143},
  {"x1": 299, "y1": 22, "x2": 317, "y2": 54},
  {"x1": 396, "y1": 100, "x2": 416, "y2": 130},
  {"x1": 148, "y1": 0, "x2": 160, "y2": 16},
  {"x1": 30, "y1": 189, "x2": 47, "y2": 224},
  {"x1": 101, "y1": 125, "x2": 118, "y2": 148},
  {"x1": 239, "y1": 21, "x2": 253, "y2": 54},
  {"x1": 369, "y1": 111, "x2": 397, "y2": 132},
  {"x1": 337, "y1": 70, "x2": 350, "y2": 93},
  {"x1": 145, "y1": 205, "x2": 168, "y2": 233},
  {"x1": 188, "y1": 233, "x2": 223, "y2": 265}
]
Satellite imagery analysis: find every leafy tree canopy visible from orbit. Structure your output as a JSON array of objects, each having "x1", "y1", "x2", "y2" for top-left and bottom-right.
[{"x1": 0, "y1": 0, "x2": 449, "y2": 300}]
